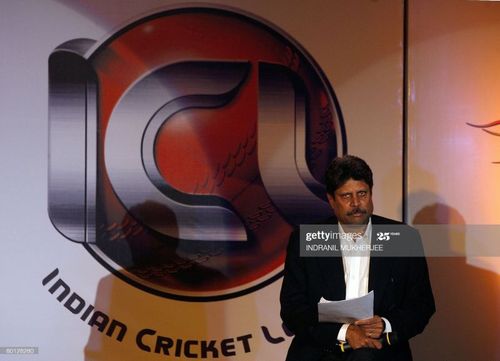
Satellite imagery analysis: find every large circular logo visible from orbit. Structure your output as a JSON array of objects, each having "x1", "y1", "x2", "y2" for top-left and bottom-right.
[{"x1": 49, "y1": 6, "x2": 345, "y2": 301}]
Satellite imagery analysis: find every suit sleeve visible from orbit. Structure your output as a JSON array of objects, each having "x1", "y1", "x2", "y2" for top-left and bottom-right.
[
  {"x1": 280, "y1": 228, "x2": 343, "y2": 347},
  {"x1": 384, "y1": 228, "x2": 436, "y2": 341}
]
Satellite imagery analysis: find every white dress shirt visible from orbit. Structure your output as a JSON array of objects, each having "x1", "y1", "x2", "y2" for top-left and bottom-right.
[{"x1": 336, "y1": 218, "x2": 392, "y2": 341}]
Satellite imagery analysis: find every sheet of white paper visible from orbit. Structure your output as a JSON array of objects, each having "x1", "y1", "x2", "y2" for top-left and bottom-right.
[{"x1": 318, "y1": 291, "x2": 374, "y2": 323}]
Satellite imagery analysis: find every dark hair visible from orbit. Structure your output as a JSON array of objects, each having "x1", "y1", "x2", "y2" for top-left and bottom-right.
[{"x1": 325, "y1": 155, "x2": 373, "y2": 195}]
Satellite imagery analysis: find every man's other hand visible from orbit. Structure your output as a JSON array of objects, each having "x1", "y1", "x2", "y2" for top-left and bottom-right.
[
  {"x1": 345, "y1": 324, "x2": 382, "y2": 349},
  {"x1": 354, "y1": 315, "x2": 384, "y2": 339}
]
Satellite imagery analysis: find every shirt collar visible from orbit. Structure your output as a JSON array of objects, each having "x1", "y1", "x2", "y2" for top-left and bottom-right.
[{"x1": 338, "y1": 217, "x2": 372, "y2": 242}]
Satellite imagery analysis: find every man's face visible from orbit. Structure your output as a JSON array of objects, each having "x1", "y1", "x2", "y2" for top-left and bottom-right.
[{"x1": 327, "y1": 178, "x2": 373, "y2": 226}]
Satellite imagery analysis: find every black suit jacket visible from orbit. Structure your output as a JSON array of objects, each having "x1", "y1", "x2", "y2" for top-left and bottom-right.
[{"x1": 280, "y1": 215, "x2": 435, "y2": 361}]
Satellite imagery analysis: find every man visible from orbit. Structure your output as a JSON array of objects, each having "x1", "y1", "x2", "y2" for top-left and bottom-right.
[{"x1": 280, "y1": 155, "x2": 435, "y2": 361}]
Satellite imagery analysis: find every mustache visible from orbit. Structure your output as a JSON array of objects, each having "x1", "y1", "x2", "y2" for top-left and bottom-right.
[{"x1": 347, "y1": 208, "x2": 367, "y2": 216}]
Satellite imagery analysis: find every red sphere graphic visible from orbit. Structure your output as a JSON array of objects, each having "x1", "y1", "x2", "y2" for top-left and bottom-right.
[{"x1": 85, "y1": 7, "x2": 344, "y2": 300}]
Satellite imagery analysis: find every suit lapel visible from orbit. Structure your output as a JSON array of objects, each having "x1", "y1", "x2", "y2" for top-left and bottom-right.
[
  {"x1": 317, "y1": 216, "x2": 346, "y2": 301},
  {"x1": 316, "y1": 216, "x2": 397, "y2": 303},
  {"x1": 369, "y1": 218, "x2": 393, "y2": 310},
  {"x1": 318, "y1": 248, "x2": 345, "y2": 301}
]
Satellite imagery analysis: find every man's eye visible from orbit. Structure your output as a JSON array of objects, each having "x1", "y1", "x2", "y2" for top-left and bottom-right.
[
  {"x1": 358, "y1": 191, "x2": 367, "y2": 197},
  {"x1": 342, "y1": 194, "x2": 351, "y2": 200}
]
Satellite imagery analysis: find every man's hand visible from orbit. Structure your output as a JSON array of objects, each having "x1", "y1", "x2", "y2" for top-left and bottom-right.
[
  {"x1": 354, "y1": 315, "x2": 384, "y2": 339},
  {"x1": 345, "y1": 324, "x2": 382, "y2": 350}
]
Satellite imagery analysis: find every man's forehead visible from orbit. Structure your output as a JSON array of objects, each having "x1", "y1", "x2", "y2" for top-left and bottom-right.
[{"x1": 335, "y1": 178, "x2": 370, "y2": 193}]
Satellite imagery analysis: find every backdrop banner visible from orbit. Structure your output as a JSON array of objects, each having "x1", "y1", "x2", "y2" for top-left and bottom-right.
[{"x1": 4, "y1": 1, "x2": 497, "y2": 361}]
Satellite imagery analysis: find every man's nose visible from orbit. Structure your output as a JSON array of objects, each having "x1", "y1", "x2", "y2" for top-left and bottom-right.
[{"x1": 350, "y1": 195, "x2": 360, "y2": 207}]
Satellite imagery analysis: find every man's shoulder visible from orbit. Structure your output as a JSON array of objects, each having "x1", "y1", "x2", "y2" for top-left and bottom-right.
[
  {"x1": 315, "y1": 214, "x2": 407, "y2": 226},
  {"x1": 371, "y1": 214, "x2": 419, "y2": 234},
  {"x1": 296, "y1": 214, "x2": 418, "y2": 230},
  {"x1": 371, "y1": 214, "x2": 403, "y2": 225}
]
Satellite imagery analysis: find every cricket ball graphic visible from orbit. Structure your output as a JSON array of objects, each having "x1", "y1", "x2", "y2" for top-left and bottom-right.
[{"x1": 48, "y1": 6, "x2": 346, "y2": 300}]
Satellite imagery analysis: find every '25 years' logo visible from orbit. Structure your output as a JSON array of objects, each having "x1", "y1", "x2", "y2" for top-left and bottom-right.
[{"x1": 48, "y1": 6, "x2": 346, "y2": 301}]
